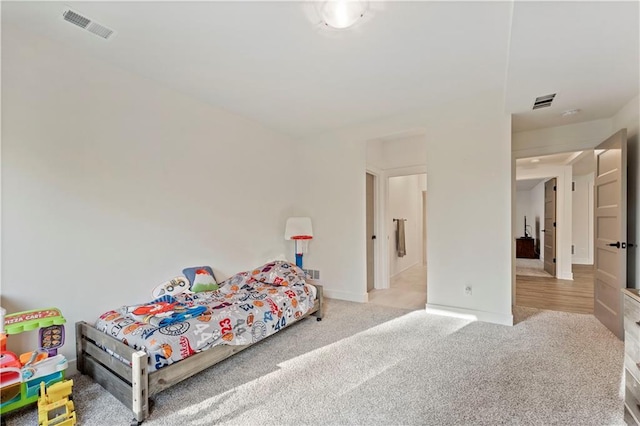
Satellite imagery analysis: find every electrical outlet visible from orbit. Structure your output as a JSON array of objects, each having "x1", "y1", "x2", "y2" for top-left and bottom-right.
[{"x1": 464, "y1": 285, "x2": 472, "y2": 296}]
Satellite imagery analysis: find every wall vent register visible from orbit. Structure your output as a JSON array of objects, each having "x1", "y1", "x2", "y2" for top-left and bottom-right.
[
  {"x1": 532, "y1": 93, "x2": 556, "y2": 110},
  {"x1": 63, "y1": 9, "x2": 115, "y2": 40}
]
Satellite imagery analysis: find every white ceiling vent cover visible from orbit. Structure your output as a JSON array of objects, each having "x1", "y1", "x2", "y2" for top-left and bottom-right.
[
  {"x1": 63, "y1": 9, "x2": 115, "y2": 39},
  {"x1": 532, "y1": 93, "x2": 556, "y2": 110}
]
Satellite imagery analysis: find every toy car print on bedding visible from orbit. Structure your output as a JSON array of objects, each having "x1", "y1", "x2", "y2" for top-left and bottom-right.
[{"x1": 95, "y1": 277, "x2": 317, "y2": 372}]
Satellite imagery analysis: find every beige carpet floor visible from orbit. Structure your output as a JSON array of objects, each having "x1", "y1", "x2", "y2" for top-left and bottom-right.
[
  {"x1": 3, "y1": 299, "x2": 625, "y2": 426},
  {"x1": 516, "y1": 258, "x2": 553, "y2": 277}
]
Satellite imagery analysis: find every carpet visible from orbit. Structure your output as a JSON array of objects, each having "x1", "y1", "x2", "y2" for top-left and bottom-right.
[
  {"x1": 516, "y1": 258, "x2": 553, "y2": 277},
  {"x1": 4, "y1": 300, "x2": 624, "y2": 426}
]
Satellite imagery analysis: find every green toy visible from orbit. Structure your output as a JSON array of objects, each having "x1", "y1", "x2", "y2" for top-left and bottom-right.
[{"x1": 0, "y1": 307, "x2": 69, "y2": 417}]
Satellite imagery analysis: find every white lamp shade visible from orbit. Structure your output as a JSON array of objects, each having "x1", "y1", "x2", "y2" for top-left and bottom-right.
[{"x1": 285, "y1": 217, "x2": 313, "y2": 240}]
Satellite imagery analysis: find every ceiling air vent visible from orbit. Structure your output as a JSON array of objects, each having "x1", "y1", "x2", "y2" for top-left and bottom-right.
[
  {"x1": 532, "y1": 93, "x2": 556, "y2": 110},
  {"x1": 63, "y1": 9, "x2": 115, "y2": 39}
]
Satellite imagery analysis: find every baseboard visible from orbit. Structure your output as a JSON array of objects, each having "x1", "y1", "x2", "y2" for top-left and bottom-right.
[
  {"x1": 425, "y1": 303, "x2": 513, "y2": 326},
  {"x1": 557, "y1": 271, "x2": 573, "y2": 280},
  {"x1": 323, "y1": 288, "x2": 369, "y2": 303}
]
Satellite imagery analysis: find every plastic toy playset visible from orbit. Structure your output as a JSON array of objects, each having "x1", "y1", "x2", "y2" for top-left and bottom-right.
[
  {"x1": 0, "y1": 306, "x2": 73, "y2": 422},
  {"x1": 38, "y1": 379, "x2": 76, "y2": 426}
]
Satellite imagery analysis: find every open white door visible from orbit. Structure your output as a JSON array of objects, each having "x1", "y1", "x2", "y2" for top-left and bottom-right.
[
  {"x1": 366, "y1": 173, "x2": 375, "y2": 292},
  {"x1": 594, "y1": 129, "x2": 627, "y2": 340}
]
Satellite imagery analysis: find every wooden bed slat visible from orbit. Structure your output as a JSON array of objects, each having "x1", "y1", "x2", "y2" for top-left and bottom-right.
[
  {"x1": 84, "y1": 355, "x2": 133, "y2": 409},
  {"x1": 149, "y1": 342, "x2": 250, "y2": 394},
  {"x1": 77, "y1": 321, "x2": 138, "y2": 359},
  {"x1": 314, "y1": 285, "x2": 324, "y2": 319},
  {"x1": 82, "y1": 337, "x2": 133, "y2": 382}
]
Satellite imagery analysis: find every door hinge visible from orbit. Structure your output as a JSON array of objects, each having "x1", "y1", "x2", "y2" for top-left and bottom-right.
[
  {"x1": 553, "y1": 222, "x2": 556, "y2": 227},
  {"x1": 553, "y1": 258, "x2": 556, "y2": 263},
  {"x1": 553, "y1": 185, "x2": 557, "y2": 191},
  {"x1": 572, "y1": 182, "x2": 575, "y2": 191}
]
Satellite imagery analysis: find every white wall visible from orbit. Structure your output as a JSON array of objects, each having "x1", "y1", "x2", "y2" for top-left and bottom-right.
[
  {"x1": 516, "y1": 182, "x2": 547, "y2": 260},
  {"x1": 366, "y1": 134, "x2": 427, "y2": 172},
  {"x1": 513, "y1": 119, "x2": 613, "y2": 159},
  {"x1": 298, "y1": 91, "x2": 513, "y2": 325},
  {"x1": 366, "y1": 139, "x2": 386, "y2": 170},
  {"x1": 295, "y1": 134, "x2": 368, "y2": 301},
  {"x1": 383, "y1": 136, "x2": 428, "y2": 170},
  {"x1": 1, "y1": 26, "x2": 297, "y2": 363},
  {"x1": 611, "y1": 95, "x2": 640, "y2": 288},
  {"x1": 388, "y1": 175, "x2": 422, "y2": 276},
  {"x1": 515, "y1": 190, "x2": 532, "y2": 238},
  {"x1": 572, "y1": 173, "x2": 594, "y2": 264}
]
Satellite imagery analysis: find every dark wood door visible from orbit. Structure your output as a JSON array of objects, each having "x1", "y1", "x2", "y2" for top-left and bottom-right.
[{"x1": 543, "y1": 178, "x2": 557, "y2": 277}]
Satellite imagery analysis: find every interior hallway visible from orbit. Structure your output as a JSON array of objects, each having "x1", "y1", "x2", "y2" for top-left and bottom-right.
[
  {"x1": 368, "y1": 262, "x2": 593, "y2": 315},
  {"x1": 515, "y1": 264, "x2": 595, "y2": 314},
  {"x1": 368, "y1": 263, "x2": 427, "y2": 310}
]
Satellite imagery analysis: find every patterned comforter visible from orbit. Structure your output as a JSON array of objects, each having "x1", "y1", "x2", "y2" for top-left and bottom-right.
[{"x1": 95, "y1": 276, "x2": 317, "y2": 372}]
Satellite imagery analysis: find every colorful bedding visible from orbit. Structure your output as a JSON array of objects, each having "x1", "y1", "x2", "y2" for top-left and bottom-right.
[{"x1": 95, "y1": 268, "x2": 317, "y2": 372}]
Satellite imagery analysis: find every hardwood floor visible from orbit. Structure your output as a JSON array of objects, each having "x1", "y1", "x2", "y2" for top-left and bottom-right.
[
  {"x1": 367, "y1": 263, "x2": 593, "y2": 315},
  {"x1": 516, "y1": 264, "x2": 595, "y2": 314}
]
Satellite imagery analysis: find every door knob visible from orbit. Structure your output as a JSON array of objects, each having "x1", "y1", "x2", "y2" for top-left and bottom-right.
[{"x1": 607, "y1": 242, "x2": 621, "y2": 248}]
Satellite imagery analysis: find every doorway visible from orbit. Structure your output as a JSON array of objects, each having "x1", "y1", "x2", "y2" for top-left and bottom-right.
[
  {"x1": 514, "y1": 129, "x2": 628, "y2": 336},
  {"x1": 514, "y1": 149, "x2": 596, "y2": 313},
  {"x1": 515, "y1": 152, "x2": 580, "y2": 281},
  {"x1": 365, "y1": 131, "x2": 428, "y2": 309},
  {"x1": 368, "y1": 173, "x2": 427, "y2": 310}
]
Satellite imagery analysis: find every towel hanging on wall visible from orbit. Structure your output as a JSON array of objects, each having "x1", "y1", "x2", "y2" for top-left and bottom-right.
[{"x1": 395, "y1": 219, "x2": 406, "y2": 258}]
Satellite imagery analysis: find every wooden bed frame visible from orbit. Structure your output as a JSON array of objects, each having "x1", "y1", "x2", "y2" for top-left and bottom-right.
[{"x1": 75, "y1": 285, "x2": 323, "y2": 425}]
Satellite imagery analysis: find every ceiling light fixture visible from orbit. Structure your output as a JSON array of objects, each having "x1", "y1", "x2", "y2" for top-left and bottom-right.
[
  {"x1": 319, "y1": 0, "x2": 368, "y2": 29},
  {"x1": 562, "y1": 109, "x2": 581, "y2": 117}
]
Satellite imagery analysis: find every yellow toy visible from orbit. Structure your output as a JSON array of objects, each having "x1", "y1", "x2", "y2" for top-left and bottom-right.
[{"x1": 37, "y1": 379, "x2": 76, "y2": 426}]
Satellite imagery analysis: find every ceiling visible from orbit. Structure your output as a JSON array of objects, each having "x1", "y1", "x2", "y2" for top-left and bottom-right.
[
  {"x1": 516, "y1": 149, "x2": 596, "y2": 182},
  {"x1": 2, "y1": 1, "x2": 638, "y2": 138},
  {"x1": 515, "y1": 151, "x2": 582, "y2": 170}
]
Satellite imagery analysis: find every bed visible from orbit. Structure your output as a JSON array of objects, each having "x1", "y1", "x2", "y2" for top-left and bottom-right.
[{"x1": 75, "y1": 262, "x2": 324, "y2": 424}]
